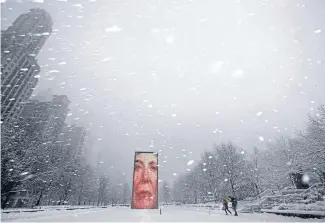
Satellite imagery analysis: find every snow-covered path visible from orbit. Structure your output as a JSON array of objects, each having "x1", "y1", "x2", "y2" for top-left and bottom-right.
[{"x1": 2, "y1": 206, "x2": 323, "y2": 222}]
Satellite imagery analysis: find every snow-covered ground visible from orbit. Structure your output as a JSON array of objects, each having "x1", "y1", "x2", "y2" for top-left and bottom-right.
[{"x1": 2, "y1": 206, "x2": 324, "y2": 222}]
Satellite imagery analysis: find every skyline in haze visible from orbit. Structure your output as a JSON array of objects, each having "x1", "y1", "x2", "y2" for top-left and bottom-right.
[{"x1": 1, "y1": 0, "x2": 325, "y2": 183}]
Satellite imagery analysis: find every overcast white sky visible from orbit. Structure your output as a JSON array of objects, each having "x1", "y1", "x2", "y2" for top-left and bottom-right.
[{"x1": 1, "y1": 0, "x2": 325, "y2": 184}]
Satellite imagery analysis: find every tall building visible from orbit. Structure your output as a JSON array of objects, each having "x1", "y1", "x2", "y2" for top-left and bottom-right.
[
  {"x1": 84, "y1": 131, "x2": 94, "y2": 164},
  {"x1": 1, "y1": 8, "x2": 53, "y2": 124},
  {"x1": 32, "y1": 88, "x2": 54, "y2": 102},
  {"x1": 20, "y1": 95, "x2": 70, "y2": 142},
  {"x1": 49, "y1": 95, "x2": 70, "y2": 140},
  {"x1": 1, "y1": 8, "x2": 52, "y2": 57},
  {"x1": 1, "y1": 56, "x2": 40, "y2": 123},
  {"x1": 63, "y1": 125, "x2": 87, "y2": 158}
]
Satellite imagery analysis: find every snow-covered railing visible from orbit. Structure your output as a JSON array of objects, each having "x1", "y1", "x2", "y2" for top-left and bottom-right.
[
  {"x1": 1, "y1": 205, "x2": 105, "y2": 214},
  {"x1": 258, "y1": 189, "x2": 277, "y2": 198},
  {"x1": 239, "y1": 183, "x2": 325, "y2": 214},
  {"x1": 300, "y1": 183, "x2": 325, "y2": 195},
  {"x1": 261, "y1": 209, "x2": 325, "y2": 219}
]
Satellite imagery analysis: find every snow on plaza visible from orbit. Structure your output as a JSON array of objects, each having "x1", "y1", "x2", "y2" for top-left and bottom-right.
[
  {"x1": 2, "y1": 206, "x2": 325, "y2": 222},
  {"x1": 1, "y1": 0, "x2": 325, "y2": 222}
]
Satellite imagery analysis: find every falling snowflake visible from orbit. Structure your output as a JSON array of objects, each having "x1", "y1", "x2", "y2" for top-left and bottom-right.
[
  {"x1": 73, "y1": 3, "x2": 83, "y2": 9},
  {"x1": 202, "y1": 168, "x2": 207, "y2": 172},
  {"x1": 314, "y1": 29, "x2": 322, "y2": 34},
  {"x1": 256, "y1": 112, "x2": 263, "y2": 116},
  {"x1": 173, "y1": 173, "x2": 177, "y2": 176},
  {"x1": 232, "y1": 69, "x2": 244, "y2": 78},
  {"x1": 165, "y1": 35, "x2": 175, "y2": 44},
  {"x1": 210, "y1": 61, "x2": 224, "y2": 73},
  {"x1": 49, "y1": 70, "x2": 59, "y2": 73},
  {"x1": 187, "y1": 160, "x2": 194, "y2": 166},
  {"x1": 101, "y1": 57, "x2": 113, "y2": 62},
  {"x1": 259, "y1": 136, "x2": 264, "y2": 141},
  {"x1": 151, "y1": 28, "x2": 160, "y2": 33},
  {"x1": 105, "y1": 25, "x2": 122, "y2": 32},
  {"x1": 199, "y1": 17, "x2": 208, "y2": 23},
  {"x1": 302, "y1": 174, "x2": 310, "y2": 184}
]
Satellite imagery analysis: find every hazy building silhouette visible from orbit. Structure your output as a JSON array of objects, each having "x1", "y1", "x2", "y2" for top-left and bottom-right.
[{"x1": 1, "y1": 8, "x2": 52, "y2": 124}]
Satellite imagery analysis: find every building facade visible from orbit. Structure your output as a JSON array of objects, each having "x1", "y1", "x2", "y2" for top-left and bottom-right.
[
  {"x1": 63, "y1": 125, "x2": 87, "y2": 158},
  {"x1": 20, "y1": 95, "x2": 70, "y2": 142},
  {"x1": 1, "y1": 8, "x2": 52, "y2": 124}
]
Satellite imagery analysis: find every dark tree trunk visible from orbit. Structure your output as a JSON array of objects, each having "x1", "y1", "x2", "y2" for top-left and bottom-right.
[
  {"x1": 1, "y1": 181, "x2": 17, "y2": 209},
  {"x1": 77, "y1": 181, "x2": 84, "y2": 205},
  {"x1": 254, "y1": 183, "x2": 260, "y2": 198},
  {"x1": 290, "y1": 172, "x2": 309, "y2": 189},
  {"x1": 35, "y1": 192, "x2": 44, "y2": 206},
  {"x1": 1, "y1": 195, "x2": 11, "y2": 209},
  {"x1": 230, "y1": 179, "x2": 236, "y2": 196},
  {"x1": 317, "y1": 171, "x2": 325, "y2": 184}
]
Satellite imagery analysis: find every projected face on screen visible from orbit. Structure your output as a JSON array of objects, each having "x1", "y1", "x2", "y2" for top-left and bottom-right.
[{"x1": 132, "y1": 152, "x2": 158, "y2": 209}]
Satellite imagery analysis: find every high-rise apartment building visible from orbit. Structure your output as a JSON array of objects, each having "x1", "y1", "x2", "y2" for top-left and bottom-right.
[
  {"x1": 1, "y1": 8, "x2": 52, "y2": 124},
  {"x1": 20, "y1": 95, "x2": 70, "y2": 142}
]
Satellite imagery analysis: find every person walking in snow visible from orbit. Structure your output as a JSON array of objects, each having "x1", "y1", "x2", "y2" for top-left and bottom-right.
[
  {"x1": 229, "y1": 196, "x2": 238, "y2": 216},
  {"x1": 222, "y1": 198, "x2": 232, "y2": 215}
]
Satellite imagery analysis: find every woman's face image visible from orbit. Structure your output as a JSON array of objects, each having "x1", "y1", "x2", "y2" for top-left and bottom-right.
[{"x1": 132, "y1": 153, "x2": 158, "y2": 209}]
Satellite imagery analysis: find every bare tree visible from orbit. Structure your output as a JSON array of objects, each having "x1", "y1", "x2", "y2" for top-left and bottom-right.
[
  {"x1": 122, "y1": 183, "x2": 131, "y2": 205},
  {"x1": 213, "y1": 142, "x2": 246, "y2": 197},
  {"x1": 161, "y1": 181, "x2": 171, "y2": 204}
]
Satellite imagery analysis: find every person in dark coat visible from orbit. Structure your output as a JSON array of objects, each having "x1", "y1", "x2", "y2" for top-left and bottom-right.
[
  {"x1": 222, "y1": 198, "x2": 232, "y2": 215},
  {"x1": 229, "y1": 196, "x2": 238, "y2": 216}
]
